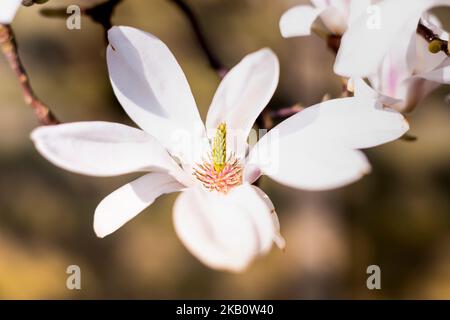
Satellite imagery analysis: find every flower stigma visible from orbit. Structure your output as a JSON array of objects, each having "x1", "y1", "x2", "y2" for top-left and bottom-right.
[{"x1": 193, "y1": 122, "x2": 243, "y2": 193}]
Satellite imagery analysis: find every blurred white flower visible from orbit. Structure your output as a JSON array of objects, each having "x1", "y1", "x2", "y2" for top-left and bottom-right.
[
  {"x1": 279, "y1": 0, "x2": 372, "y2": 38},
  {"x1": 335, "y1": 0, "x2": 450, "y2": 112},
  {"x1": 0, "y1": 0, "x2": 21, "y2": 24},
  {"x1": 31, "y1": 26, "x2": 408, "y2": 272}
]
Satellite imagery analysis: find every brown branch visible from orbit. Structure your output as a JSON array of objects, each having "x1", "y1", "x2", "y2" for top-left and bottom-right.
[
  {"x1": 260, "y1": 104, "x2": 304, "y2": 129},
  {"x1": 168, "y1": 0, "x2": 228, "y2": 78},
  {"x1": 326, "y1": 34, "x2": 341, "y2": 54},
  {"x1": 0, "y1": 25, "x2": 59, "y2": 125}
]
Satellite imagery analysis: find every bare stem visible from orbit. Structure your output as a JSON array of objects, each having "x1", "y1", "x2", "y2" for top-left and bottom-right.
[
  {"x1": 168, "y1": 0, "x2": 228, "y2": 78},
  {"x1": 260, "y1": 104, "x2": 304, "y2": 130},
  {"x1": 0, "y1": 25, "x2": 59, "y2": 125}
]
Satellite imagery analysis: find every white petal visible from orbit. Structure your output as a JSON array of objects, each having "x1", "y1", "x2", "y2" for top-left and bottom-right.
[
  {"x1": 352, "y1": 77, "x2": 404, "y2": 110},
  {"x1": 205, "y1": 48, "x2": 279, "y2": 157},
  {"x1": 416, "y1": 58, "x2": 450, "y2": 83},
  {"x1": 0, "y1": 0, "x2": 21, "y2": 24},
  {"x1": 247, "y1": 96, "x2": 409, "y2": 191},
  {"x1": 251, "y1": 186, "x2": 286, "y2": 250},
  {"x1": 348, "y1": 0, "x2": 372, "y2": 26},
  {"x1": 107, "y1": 26, "x2": 205, "y2": 158},
  {"x1": 279, "y1": 5, "x2": 322, "y2": 38},
  {"x1": 334, "y1": 0, "x2": 450, "y2": 77},
  {"x1": 173, "y1": 184, "x2": 275, "y2": 272},
  {"x1": 303, "y1": 97, "x2": 409, "y2": 149},
  {"x1": 254, "y1": 97, "x2": 409, "y2": 152},
  {"x1": 368, "y1": 42, "x2": 415, "y2": 100},
  {"x1": 31, "y1": 121, "x2": 184, "y2": 178},
  {"x1": 401, "y1": 77, "x2": 441, "y2": 113},
  {"x1": 94, "y1": 173, "x2": 184, "y2": 238},
  {"x1": 250, "y1": 134, "x2": 371, "y2": 191},
  {"x1": 319, "y1": 6, "x2": 348, "y2": 35}
]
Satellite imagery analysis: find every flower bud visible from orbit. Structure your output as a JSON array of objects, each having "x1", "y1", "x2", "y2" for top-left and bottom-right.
[{"x1": 428, "y1": 39, "x2": 442, "y2": 54}]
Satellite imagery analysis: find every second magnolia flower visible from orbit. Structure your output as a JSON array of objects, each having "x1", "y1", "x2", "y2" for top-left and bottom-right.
[{"x1": 31, "y1": 26, "x2": 408, "y2": 272}]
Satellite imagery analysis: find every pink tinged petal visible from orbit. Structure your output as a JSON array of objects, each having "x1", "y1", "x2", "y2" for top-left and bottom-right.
[
  {"x1": 352, "y1": 77, "x2": 404, "y2": 109},
  {"x1": 0, "y1": 0, "x2": 21, "y2": 24},
  {"x1": 94, "y1": 173, "x2": 184, "y2": 238},
  {"x1": 30, "y1": 121, "x2": 185, "y2": 179},
  {"x1": 205, "y1": 48, "x2": 279, "y2": 157},
  {"x1": 173, "y1": 184, "x2": 276, "y2": 272},
  {"x1": 106, "y1": 26, "x2": 205, "y2": 158},
  {"x1": 391, "y1": 57, "x2": 450, "y2": 112},
  {"x1": 334, "y1": 0, "x2": 450, "y2": 78},
  {"x1": 279, "y1": 5, "x2": 323, "y2": 38}
]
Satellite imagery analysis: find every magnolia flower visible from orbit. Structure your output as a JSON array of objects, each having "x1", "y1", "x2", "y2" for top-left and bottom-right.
[
  {"x1": 335, "y1": 0, "x2": 450, "y2": 112},
  {"x1": 0, "y1": 0, "x2": 21, "y2": 24},
  {"x1": 279, "y1": 0, "x2": 372, "y2": 38},
  {"x1": 31, "y1": 26, "x2": 408, "y2": 272}
]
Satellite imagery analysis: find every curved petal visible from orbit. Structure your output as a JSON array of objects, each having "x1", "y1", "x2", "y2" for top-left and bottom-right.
[
  {"x1": 352, "y1": 77, "x2": 405, "y2": 111},
  {"x1": 252, "y1": 97, "x2": 408, "y2": 152},
  {"x1": 348, "y1": 0, "x2": 372, "y2": 26},
  {"x1": 319, "y1": 6, "x2": 348, "y2": 35},
  {"x1": 31, "y1": 122, "x2": 186, "y2": 180},
  {"x1": 334, "y1": 0, "x2": 450, "y2": 77},
  {"x1": 173, "y1": 184, "x2": 275, "y2": 272},
  {"x1": 251, "y1": 186, "x2": 285, "y2": 250},
  {"x1": 416, "y1": 57, "x2": 450, "y2": 83},
  {"x1": 247, "y1": 96, "x2": 409, "y2": 191},
  {"x1": 94, "y1": 173, "x2": 184, "y2": 238},
  {"x1": 205, "y1": 48, "x2": 279, "y2": 157},
  {"x1": 249, "y1": 134, "x2": 371, "y2": 191},
  {"x1": 316, "y1": 97, "x2": 409, "y2": 149},
  {"x1": 279, "y1": 5, "x2": 322, "y2": 38},
  {"x1": 107, "y1": 26, "x2": 205, "y2": 159},
  {"x1": 0, "y1": 0, "x2": 21, "y2": 24},
  {"x1": 401, "y1": 77, "x2": 441, "y2": 113}
]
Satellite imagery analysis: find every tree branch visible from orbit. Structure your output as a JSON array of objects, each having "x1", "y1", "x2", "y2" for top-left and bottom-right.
[
  {"x1": 168, "y1": 0, "x2": 228, "y2": 78},
  {"x1": 0, "y1": 25, "x2": 59, "y2": 125}
]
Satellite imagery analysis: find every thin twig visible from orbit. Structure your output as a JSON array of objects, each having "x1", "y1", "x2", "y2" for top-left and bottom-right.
[
  {"x1": 168, "y1": 0, "x2": 228, "y2": 78},
  {"x1": 0, "y1": 25, "x2": 59, "y2": 125},
  {"x1": 260, "y1": 104, "x2": 304, "y2": 130}
]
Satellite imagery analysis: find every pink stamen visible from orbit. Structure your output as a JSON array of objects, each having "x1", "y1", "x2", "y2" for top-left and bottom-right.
[{"x1": 193, "y1": 155, "x2": 243, "y2": 194}]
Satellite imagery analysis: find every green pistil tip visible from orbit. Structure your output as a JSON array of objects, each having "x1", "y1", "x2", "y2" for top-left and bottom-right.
[{"x1": 212, "y1": 122, "x2": 227, "y2": 172}]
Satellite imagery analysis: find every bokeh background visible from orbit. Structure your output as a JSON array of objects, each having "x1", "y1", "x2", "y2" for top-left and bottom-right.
[{"x1": 0, "y1": 0, "x2": 449, "y2": 299}]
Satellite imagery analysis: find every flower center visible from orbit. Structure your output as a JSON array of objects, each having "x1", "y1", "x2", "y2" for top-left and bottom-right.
[{"x1": 193, "y1": 122, "x2": 243, "y2": 193}]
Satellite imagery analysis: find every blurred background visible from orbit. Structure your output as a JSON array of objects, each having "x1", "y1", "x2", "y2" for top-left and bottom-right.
[{"x1": 0, "y1": 0, "x2": 449, "y2": 299}]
